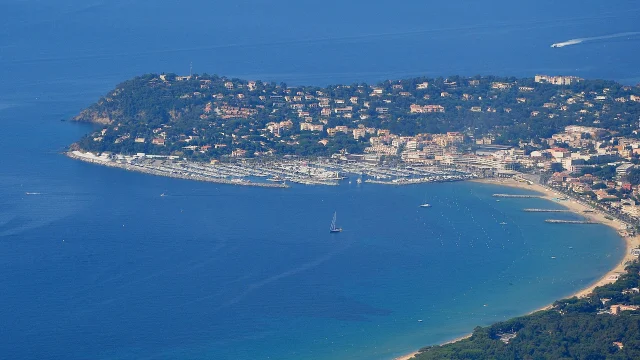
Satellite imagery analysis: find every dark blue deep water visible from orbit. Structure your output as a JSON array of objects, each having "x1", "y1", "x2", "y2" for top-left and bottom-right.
[{"x1": 0, "y1": 1, "x2": 637, "y2": 359}]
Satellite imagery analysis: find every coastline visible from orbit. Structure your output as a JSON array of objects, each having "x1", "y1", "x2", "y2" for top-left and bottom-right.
[
  {"x1": 393, "y1": 177, "x2": 639, "y2": 360},
  {"x1": 474, "y1": 177, "x2": 638, "y2": 298},
  {"x1": 65, "y1": 151, "x2": 289, "y2": 188},
  {"x1": 64, "y1": 150, "x2": 475, "y2": 187},
  {"x1": 392, "y1": 334, "x2": 473, "y2": 360},
  {"x1": 64, "y1": 151, "x2": 638, "y2": 359}
]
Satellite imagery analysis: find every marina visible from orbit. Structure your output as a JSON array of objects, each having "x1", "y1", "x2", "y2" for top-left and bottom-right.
[{"x1": 67, "y1": 151, "x2": 477, "y2": 187}]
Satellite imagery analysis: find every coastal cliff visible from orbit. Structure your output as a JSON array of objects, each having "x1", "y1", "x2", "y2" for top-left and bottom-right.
[{"x1": 73, "y1": 108, "x2": 114, "y2": 124}]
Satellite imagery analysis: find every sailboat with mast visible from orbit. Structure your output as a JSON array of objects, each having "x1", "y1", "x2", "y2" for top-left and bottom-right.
[
  {"x1": 329, "y1": 212, "x2": 342, "y2": 233},
  {"x1": 420, "y1": 193, "x2": 431, "y2": 208}
]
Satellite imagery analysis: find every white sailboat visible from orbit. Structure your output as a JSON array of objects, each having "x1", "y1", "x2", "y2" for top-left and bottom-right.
[
  {"x1": 420, "y1": 193, "x2": 431, "y2": 207},
  {"x1": 330, "y1": 212, "x2": 342, "y2": 233}
]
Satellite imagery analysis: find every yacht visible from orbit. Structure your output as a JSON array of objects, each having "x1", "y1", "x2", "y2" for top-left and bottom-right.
[{"x1": 420, "y1": 203, "x2": 431, "y2": 208}]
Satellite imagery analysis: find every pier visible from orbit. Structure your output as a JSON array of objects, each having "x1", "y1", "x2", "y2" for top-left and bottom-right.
[
  {"x1": 523, "y1": 209, "x2": 570, "y2": 212},
  {"x1": 545, "y1": 219, "x2": 597, "y2": 224},
  {"x1": 492, "y1": 194, "x2": 540, "y2": 198}
]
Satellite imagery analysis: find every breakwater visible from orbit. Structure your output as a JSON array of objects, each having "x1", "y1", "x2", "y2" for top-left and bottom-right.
[
  {"x1": 364, "y1": 177, "x2": 469, "y2": 186},
  {"x1": 545, "y1": 219, "x2": 597, "y2": 224},
  {"x1": 492, "y1": 194, "x2": 540, "y2": 198}
]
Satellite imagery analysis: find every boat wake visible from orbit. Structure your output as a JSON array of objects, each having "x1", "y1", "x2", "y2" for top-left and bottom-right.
[{"x1": 551, "y1": 31, "x2": 640, "y2": 48}]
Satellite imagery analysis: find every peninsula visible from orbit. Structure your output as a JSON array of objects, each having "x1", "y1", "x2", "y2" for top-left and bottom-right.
[
  {"x1": 69, "y1": 73, "x2": 640, "y2": 191},
  {"x1": 68, "y1": 73, "x2": 640, "y2": 358},
  {"x1": 72, "y1": 73, "x2": 640, "y2": 163},
  {"x1": 68, "y1": 73, "x2": 640, "y2": 223}
]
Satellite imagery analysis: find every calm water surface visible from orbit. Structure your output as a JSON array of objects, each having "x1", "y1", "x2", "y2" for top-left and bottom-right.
[{"x1": 0, "y1": 1, "x2": 635, "y2": 359}]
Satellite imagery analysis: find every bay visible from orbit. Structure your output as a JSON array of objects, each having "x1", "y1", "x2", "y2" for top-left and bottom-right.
[{"x1": 0, "y1": 0, "x2": 634, "y2": 359}]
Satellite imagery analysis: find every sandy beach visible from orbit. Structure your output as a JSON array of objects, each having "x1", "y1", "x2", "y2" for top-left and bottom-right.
[
  {"x1": 474, "y1": 177, "x2": 639, "y2": 298},
  {"x1": 393, "y1": 351, "x2": 420, "y2": 360},
  {"x1": 392, "y1": 177, "x2": 639, "y2": 360}
]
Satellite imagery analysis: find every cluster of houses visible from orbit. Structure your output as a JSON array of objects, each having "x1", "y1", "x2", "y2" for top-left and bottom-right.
[
  {"x1": 598, "y1": 295, "x2": 640, "y2": 316},
  {"x1": 318, "y1": 122, "x2": 640, "y2": 220},
  {"x1": 87, "y1": 74, "x2": 640, "y2": 181},
  {"x1": 361, "y1": 132, "x2": 464, "y2": 161},
  {"x1": 452, "y1": 125, "x2": 640, "y2": 219},
  {"x1": 534, "y1": 74, "x2": 583, "y2": 86}
]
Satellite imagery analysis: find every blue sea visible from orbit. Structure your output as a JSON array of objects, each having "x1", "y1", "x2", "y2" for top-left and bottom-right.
[{"x1": 0, "y1": 1, "x2": 637, "y2": 359}]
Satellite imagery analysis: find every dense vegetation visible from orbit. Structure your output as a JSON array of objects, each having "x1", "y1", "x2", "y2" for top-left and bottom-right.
[
  {"x1": 72, "y1": 73, "x2": 640, "y2": 159},
  {"x1": 413, "y1": 261, "x2": 640, "y2": 360}
]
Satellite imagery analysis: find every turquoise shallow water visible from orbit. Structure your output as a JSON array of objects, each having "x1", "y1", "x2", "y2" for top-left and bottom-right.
[{"x1": 0, "y1": 0, "x2": 635, "y2": 358}]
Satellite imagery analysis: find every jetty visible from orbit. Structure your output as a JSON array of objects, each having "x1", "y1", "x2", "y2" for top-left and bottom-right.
[
  {"x1": 492, "y1": 194, "x2": 540, "y2": 198},
  {"x1": 523, "y1": 209, "x2": 570, "y2": 212},
  {"x1": 545, "y1": 219, "x2": 597, "y2": 224}
]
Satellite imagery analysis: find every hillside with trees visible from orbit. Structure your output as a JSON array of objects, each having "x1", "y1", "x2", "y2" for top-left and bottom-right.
[{"x1": 72, "y1": 73, "x2": 640, "y2": 160}]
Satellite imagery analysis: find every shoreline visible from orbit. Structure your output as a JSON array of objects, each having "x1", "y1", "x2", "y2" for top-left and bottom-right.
[
  {"x1": 64, "y1": 150, "x2": 475, "y2": 187},
  {"x1": 392, "y1": 333, "x2": 473, "y2": 360},
  {"x1": 65, "y1": 151, "x2": 289, "y2": 188},
  {"x1": 474, "y1": 178, "x2": 638, "y2": 298},
  {"x1": 63, "y1": 152, "x2": 638, "y2": 359},
  {"x1": 393, "y1": 177, "x2": 638, "y2": 360}
]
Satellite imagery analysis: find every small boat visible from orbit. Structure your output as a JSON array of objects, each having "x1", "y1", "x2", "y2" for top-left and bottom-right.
[
  {"x1": 160, "y1": 193, "x2": 166, "y2": 197},
  {"x1": 551, "y1": 256, "x2": 556, "y2": 259},
  {"x1": 417, "y1": 319, "x2": 423, "y2": 322},
  {"x1": 330, "y1": 212, "x2": 342, "y2": 233},
  {"x1": 499, "y1": 222, "x2": 507, "y2": 225},
  {"x1": 356, "y1": 177, "x2": 362, "y2": 184},
  {"x1": 420, "y1": 203, "x2": 431, "y2": 208}
]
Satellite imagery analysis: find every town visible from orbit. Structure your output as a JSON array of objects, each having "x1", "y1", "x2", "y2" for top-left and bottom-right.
[{"x1": 70, "y1": 73, "x2": 640, "y2": 224}]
